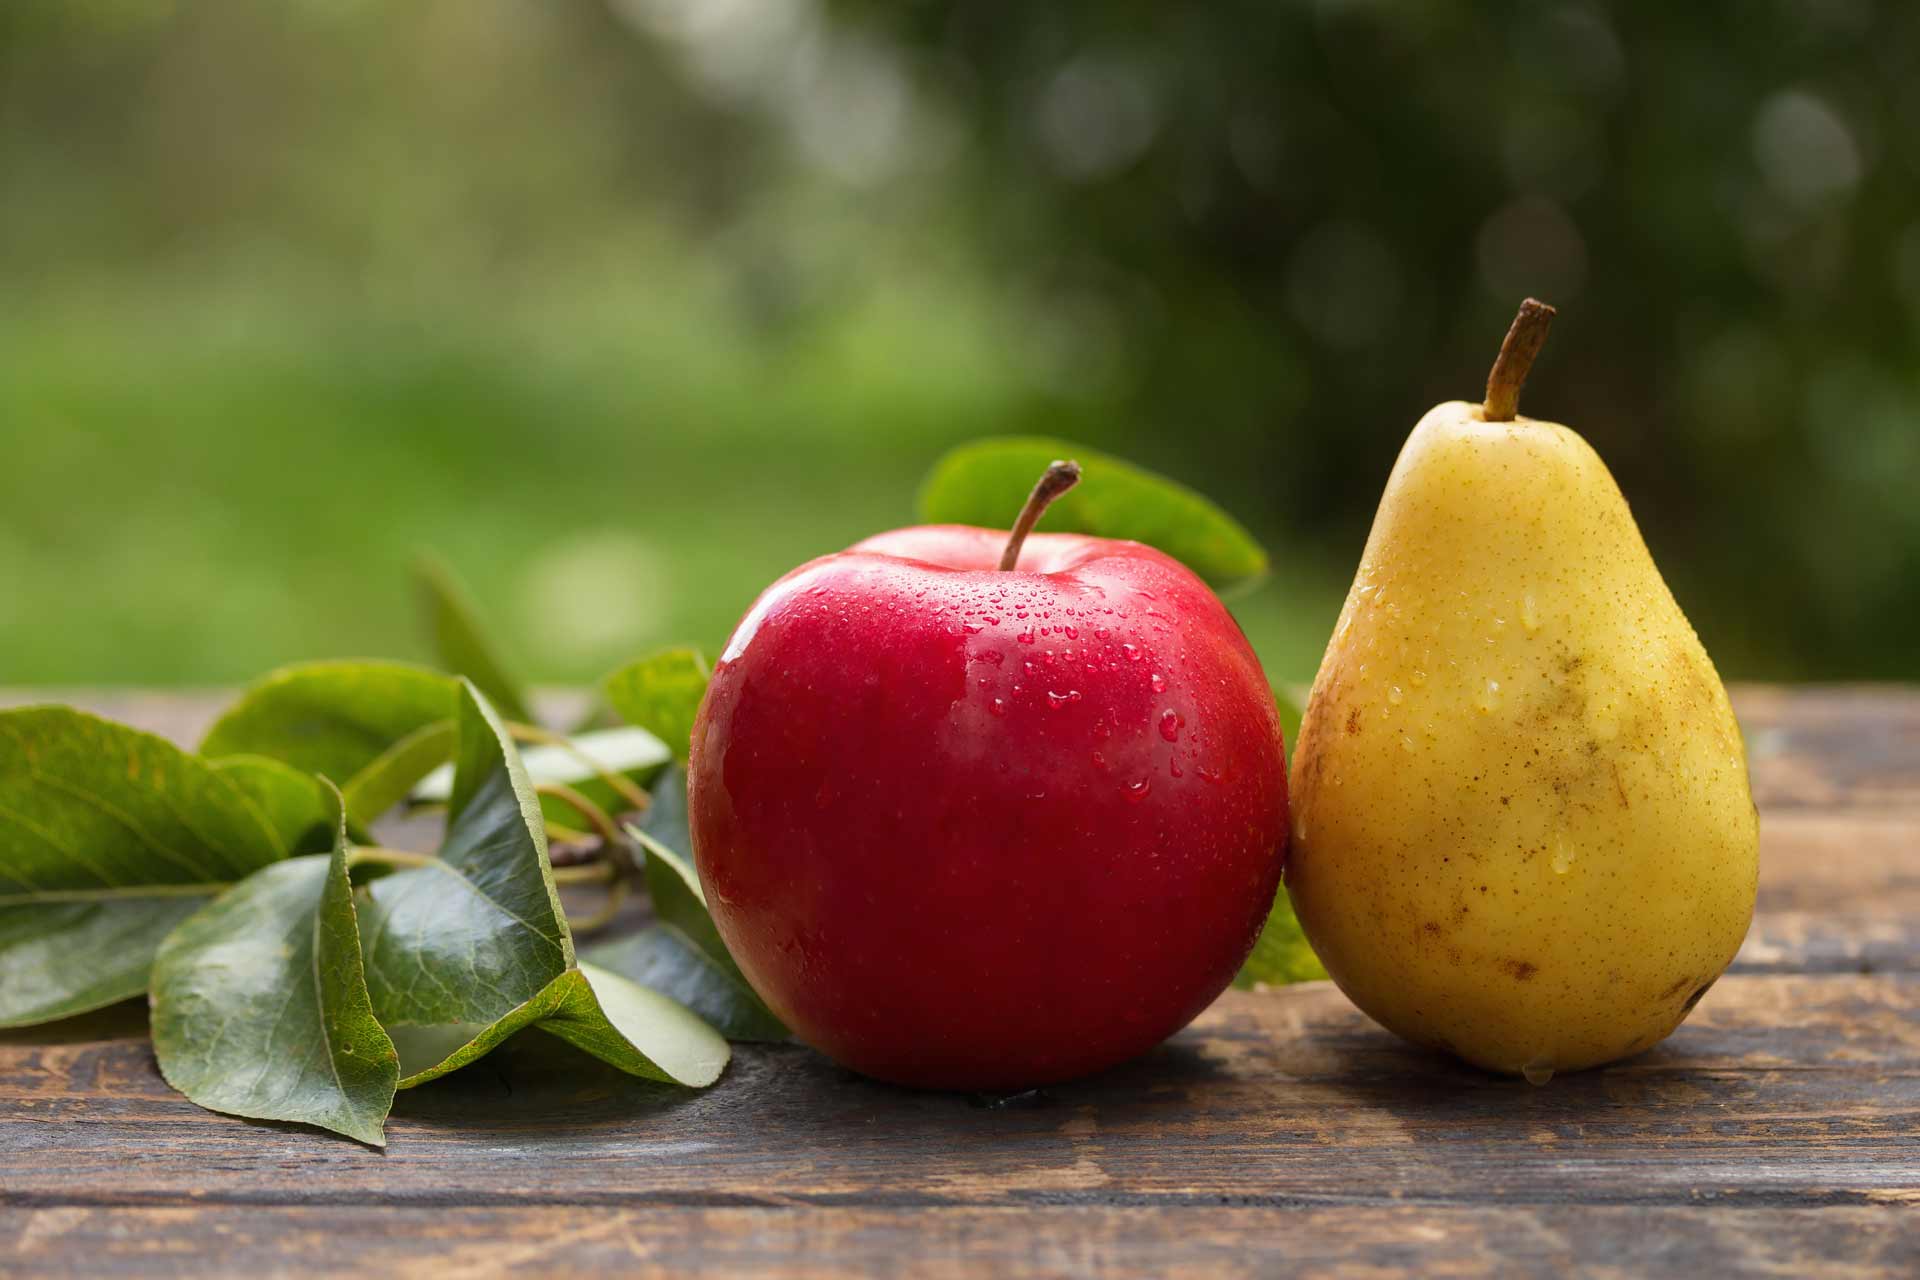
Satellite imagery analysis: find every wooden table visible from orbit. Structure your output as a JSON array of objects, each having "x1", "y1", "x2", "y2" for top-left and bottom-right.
[{"x1": 2, "y1": 687, "x2": 1916, "y2": 1276}]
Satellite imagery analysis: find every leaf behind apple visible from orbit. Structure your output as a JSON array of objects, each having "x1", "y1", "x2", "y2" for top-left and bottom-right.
[{"x1": 918, "y1": 436, "x2": 1269, "y2": 592}]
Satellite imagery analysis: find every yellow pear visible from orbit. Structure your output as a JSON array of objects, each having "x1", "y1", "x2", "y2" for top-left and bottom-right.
[{"x1": 1286, "y1": 300, "x2": 1758, "y2": 1080}]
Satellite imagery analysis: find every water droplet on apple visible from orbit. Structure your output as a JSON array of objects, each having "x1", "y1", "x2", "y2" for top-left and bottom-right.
[
  {"x1": 1124, "y1": 779, "x2": 1152, "y2": 802},
  {"x1": 1169, "y1": 758, "x2": 1184, "y2": 778},
  {"x1": 1016, "y1": 631, "x2": 1036, "y2": 644},
  {"x1": 1387, "y1": 685, "x2": 1404, "y2": 705},
  {"x1": 1521, "y1": 1056, "x2": 1554, "y2": 1086},
  {"x1": 1158, "y1": 709, "x2": 1183, "y2": 742},
  {"x1": 1046, "y1": 689, "x2": 1081, "y2": 709},
  {"x1": 1090, "y1": 750, "x2": 1108, "y2": 772},
  {"x1": 1121, "y1": 644, "x2": 1142, "y2": 662},
  {"x1": 988, "y1": 697, "x2": 1008, "y2": 717},
  {"x1": 1150, "y1": 672, "x2": 1168, "y2": 693}
]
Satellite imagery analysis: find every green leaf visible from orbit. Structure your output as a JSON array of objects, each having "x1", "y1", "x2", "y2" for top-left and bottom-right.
[
  {"x1": 1233, "y1": 886, "x2": 1327, "y2": 989},
  {"x1": 414, "y1": 551, "x2": 536, "y2": 725},
  {"x1": 918, "y1": 436, "x2": 1269, "y2": 591},
  {"x1": 585, "y1": 928, "x2": 788, "y2": 1043},
  {"x1": 209, "y1": 755, "x2": 337, "y2": 855},
  {"x1": 340, "y1": 719, "x2": 457, "y2": 826},
  {"x1": 1274, "y1": 683, "x2": 1307, "y2": 769},
  {"x1": 409, "y1": 725, "x2": 669, "y2": 820},
  {"x1": 358, "y1": 681, "x2": 728, "y2": 1088},
  {"x1": 0, "y1": 707, "x2": 287, "y2": 1027},
  {"x1": 627, "y1": 767, "x2": 724, "y2": 965},
  {"x1": 541, "y1": 962, "x2": 733, "y2": 1087},
  {"x1": 618, "y1": 764, "x2": 786, "y2": 1041},
  {"x1": 151, "y1": 788, "x2": 400, "y2": 1145},
  {"x1": 200, "y1": 660, "x2": 460, "y2": 783},
  {"x1": 602, "y1": 648, "x2": 710, "y2": 762},
  {"x1": 1236, "y1": 682, "x2": 1317, "y2": 990}
]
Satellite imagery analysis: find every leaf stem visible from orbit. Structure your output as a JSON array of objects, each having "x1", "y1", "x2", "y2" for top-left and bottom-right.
[
  {"x1": 552, "y1": 862, "x2": 616, "y2": 887},
  {"x1": 535, "y1": 781, "x2": 626, "y2": 852},
  {"x1": 544, "y1": 819, "x2": 595, "y2": 847},
  {"x1": 998, "y1": 460, "x2": 1082, "y2": 571},
  {"x1": 347, "y1": 846, "x2": 438, "y2": 871},
  {"x1": 566, "y1": 877, "x2": 630, "y2": 935},
  {"x1": 507, "y1": 721, "x2": 652, "y2": 815}
]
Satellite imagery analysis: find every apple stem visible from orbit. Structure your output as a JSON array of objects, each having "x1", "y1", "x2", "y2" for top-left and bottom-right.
[
  {"x1": 998, "y1": 460, "x2": 1082, "y2": 571},
  {"x1": 1483, "y1": 297, "x2": 1556, "y2": 422}
]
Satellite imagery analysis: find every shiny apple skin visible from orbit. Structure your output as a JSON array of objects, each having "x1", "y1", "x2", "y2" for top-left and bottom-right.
[{"x1": 688, "y1": 525, "x2": 1288, "y2": 1090}]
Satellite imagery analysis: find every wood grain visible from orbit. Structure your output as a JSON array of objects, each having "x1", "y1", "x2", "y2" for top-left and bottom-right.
[
  {"x1": 4, "y1": 1205, "x2": 1916, "y2": 1278},
  {"x1": 0, "y1": 686, "x2": 1914, "y2": 1276},
  {"x1": 5, "y1": 975, "x2": 1918, "y2": 1211}
]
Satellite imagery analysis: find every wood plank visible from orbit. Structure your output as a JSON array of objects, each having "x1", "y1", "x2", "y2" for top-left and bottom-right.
[
  {"x1": 1756, "y1": 810, "x2": 1920, "y2": 915},
  {"x1": 4, "y1": 976, "x2": 1917, "y2": 1211},
  {"x1": 3, "y1": 1203, "x2": 1916, "y2": 1279},
  {"x1": 1735, "y1": 912, "x2": 1919, "y2": 974},
  {"x1": 1739, "y1": 687, "x2": 1920, "y2": 812}
]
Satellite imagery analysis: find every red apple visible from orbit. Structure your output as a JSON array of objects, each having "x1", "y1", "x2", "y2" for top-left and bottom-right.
[{"x1": 688, "y1": 464, "x2": 1288, "y2": 1089}]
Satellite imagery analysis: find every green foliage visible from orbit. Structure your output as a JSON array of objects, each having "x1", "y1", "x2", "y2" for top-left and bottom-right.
[
  {"x1": 920, "y1": 437, "x2": 1269, "y2": 592},
  {"x1": 151, "y1": 791, "x2": 400, "y2": 1146},
  {"x1": 209, "y1": 755, "x2": 340, "y2": 855},
  {"x1": 202, "y1": 662, "x2": 460, "y2": 783},
  {"x1": 616, "y1": 765, "x2": 788, "y2": 1042},
  {"x1": 539, "y1": 963, "x2": 733, "y2": 1091},
  {"x1": 2, "y1": 670, "x2": 740, "y2": 1140},
  {"x1": 409, "y1": 725, "x2": 669, "y2": 822},
  {"x1": 603, "y1": 649, "x2": 711, "y2": 762},
  {"x1": 341, "y1": 720, "x2": 458, "y2": 827},
  {"x1": 414, "y1": 552, "x2": 536, "y2": 724},
  {"x1": 1234, "y1": 888, "x2": 1328, "y2": 990},
  {"x1": 357, "y1": 682, "x2": 727, "y2": 1088},
  {"x1": 1273, "y1": 685, "x2": 1306, "y2": 768},
  {"x1": 585, "y1": 929, "x2": 789, "y2": 1045},
  {"x1": 0, "y1": 4, "x2": 1910, "y2": 681},
  {"x1": 1232, "y1": 685, "x2": 1326, "y2": 988},
  {"x1": 0, "y1": 707, "x2": 287, "y2": 1027}
]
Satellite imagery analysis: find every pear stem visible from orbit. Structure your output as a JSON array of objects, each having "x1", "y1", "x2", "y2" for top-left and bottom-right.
[
  {"x1": 998, "y1": 460, "x2": 1082, "y2": 571},
  {"x1": 1483, "y1": 298, "x2": 1557, "y2": 422}
]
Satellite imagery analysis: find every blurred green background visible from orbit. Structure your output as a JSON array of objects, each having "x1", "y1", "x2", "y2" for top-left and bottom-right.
[{"x1": 3, "y1": 0, "x2": 1915, "y2": 688}]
